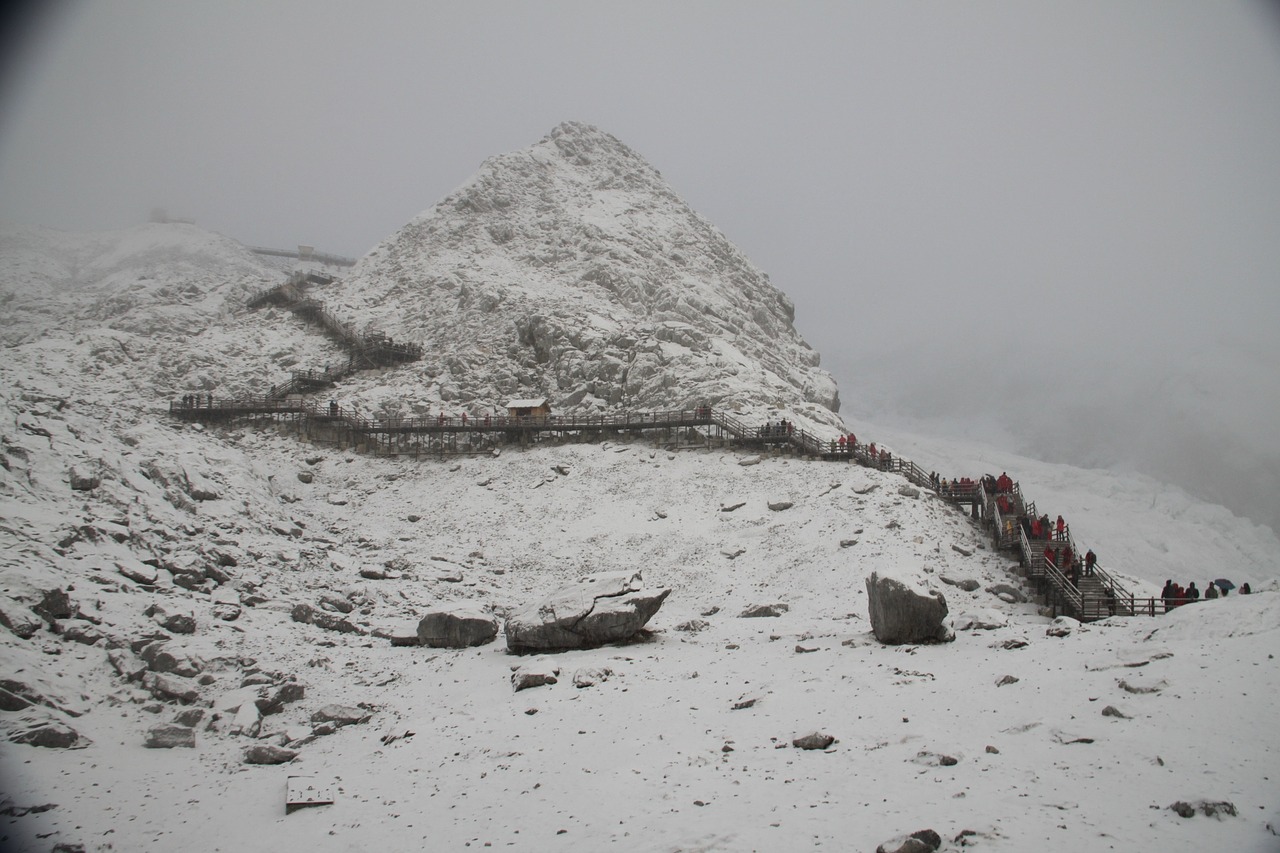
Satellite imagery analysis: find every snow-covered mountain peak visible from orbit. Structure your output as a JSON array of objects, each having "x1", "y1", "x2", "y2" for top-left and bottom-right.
[{"x1": 333, "y1": 123, "x2": 841, "y2": 428}]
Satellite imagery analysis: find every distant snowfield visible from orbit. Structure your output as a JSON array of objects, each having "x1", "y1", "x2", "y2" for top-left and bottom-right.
[{"x1": 2, "y1": 206, "x2": 1279, "y2": 849}]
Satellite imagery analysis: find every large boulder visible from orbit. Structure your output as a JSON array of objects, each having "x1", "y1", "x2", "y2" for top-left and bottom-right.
[
  {"x1": 417, "y1": 607, "x2": 499, "y2": 648},
  {"x1": 865, "y1": 572, "x2": 953, "y2": 645},
  {"x1": 145, "y1": 723, "x2": 196, "y2": 749},
  {"x1": 505, "y1": 570, "x2": 671, "y2": 652}
]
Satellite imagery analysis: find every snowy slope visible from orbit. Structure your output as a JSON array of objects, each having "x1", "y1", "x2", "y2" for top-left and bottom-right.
[{"x1": 1, "y1": 431, "x2": 1277, "y2": 852}]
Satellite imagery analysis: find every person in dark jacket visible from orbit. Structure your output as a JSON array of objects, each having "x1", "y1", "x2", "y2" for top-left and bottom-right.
[
  {"x1": 1085, "y1": 549, "x2": 1097, "y2": 576},
  {"x1": 1161, "y1": 580, "x2": 1176, "y2": 610},
  {"x1": 1204, "y1": 582, "x2": 1219, "y2": 600},
  {"x1": 1185, "y1": 582, "x2": 1200, "y2": 602}
]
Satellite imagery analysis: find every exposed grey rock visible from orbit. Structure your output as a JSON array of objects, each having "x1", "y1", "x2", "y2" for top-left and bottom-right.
[
  {"x1": 792, "y1": 732, "x2": 835, "y2": 750},
  {"x1": 188, "y1": 482, "x2": 220, "y2": 501},
  {"x1": 0, "y1": 600, "x2": 42, "y2": 639},
  {"x1": 1170, "y1": 800, "x2": 1237, "y2": 819},
  {"x1": 291, "y1": 603, "x2": 364, "y2": 635},
  {"x1": 318, "y1": 594, "x2": 354, "y2": 614},
  {"x1": 913, "y1": 750, "x2": 959, "y2": 766},
  {"x1": 0, "y1": 679, "x2": 39, "y2": 712},
  {"x1": 839, "y1": 539, "x2": 859, "y2": 548},
  {"x1": 986, "y1": 583, "x2": 1027, "y2": 603},
  {"x1": 212, "y1": 589, "x2": 242, "y2": 621},
  {"x1": 898, "y1": 486, "x2": 920, "y2": 499},
  {"x1": 107, "y1": 649, "x2": 146, "y2": 682},
  {"x1": 739, "y1": 603, "x2": 789, "y2": 618},
  {"x1": 512, "y1": 666, "x2": 559, "y2": 691},
  {"x1": 297, "y1": 471, "x2": 314, "y2": 484},
  {"x1": 243, "y1": 744, "x2": 297, "y2": 765},
  {"x1": 140, "y1": 642, "x2": 203, "y2": 677},
  {"x1": 230, "y1": 702, "x2": 262, "y2": 737},
  {"x1": 1046, "y1": 616, "x2": 1078, "y2": 637},
  {"x1": 738, "y1": 456, "x2": 762, "y2": 467},
  {"x1": 1101, "y1": 705, "x2": 1129, "y2": 718},
  {"x1": 572, "y1": 666, "x2": 612, "y2": 688},
  {"x1": 145, "y1": 723, "x2": 195, "y2": 749},
  {"x1": 951, "y1": 544, "x2": 973, "y2": 557},
  {"x1": 953, "y1": 610, "x2": 1007, "y2": 631},
  {"x1": 996, "y1": 675, "x2": 1019, "y2": 687},
  {"x1": 940, "y1": 574, "x2": 980, "y2": 592},
  {"x1": 172, "y1": 571, "x2": 205, "y2": 591},
  {"x1": 173, "y1": 708, "x2": 206, "y2": 727},
  {"x1": 504, "y1": 570, "x2": 671, "y2": 652},
  {"x1": 720, "y1": 547, "x2": 746, "y2": 560},
  {"x1": 876, "y1": 829, "x2": 942, "y2": 853},
  {"x1": 768, "y1": 500, "x2": 794, "y2": 511},
  {"x1": 146, "y1": 604, "x2": 196, "y2": 635},
  {"x1": 310, "y1": 704, "x2": 371, "y2": 728},
  {"x1": 675, "y1": 619, "x2": 709, "y2": 632},
  {"x1": 116, "y1": 559, "x2": 158, "y2": 586},
  {"x1": 865, "y1": 572, "x2": 953, "y2": 644},
  {"x1": 417, "y1": 608, "x2": 499, "y2": 648},
  {"x1": 143, "y1": 672, "x2": 200, "y2": 705},
  {"x1": 33, "y1": 588, "x2": 76, "y2": 623},
  {"x1": 57, "y1": 622, "x2": 102, "y2": 646},
  {"x1": 10, "y1": 717, "x2": 87, "y2": 749},
  {"x1": 69, "y1": 466, "x2": 100, "y2": 491},
  {"x1": 1118, "y1": 677, "x2": 1166, "y2": 695},
  {"x1": 257, "y1": 682, "x2": 305, "y2": 715},
  {"x1": 720, "y1": 502, "x2": 746, "y2": 512}
]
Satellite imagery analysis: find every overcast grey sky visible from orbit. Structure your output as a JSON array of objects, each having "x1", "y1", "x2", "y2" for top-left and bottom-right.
[{"x1": 2, "y1": 1, "x2": 1279, "y2": 530}]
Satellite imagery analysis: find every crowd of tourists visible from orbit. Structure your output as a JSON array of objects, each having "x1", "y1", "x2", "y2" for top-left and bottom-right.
[
  {"x1": 758, "y1": 419, "x2": 794, "y2": 440},
  {"x1": 1160, "y1": 578, "x2": 1251, "y2": 608},
  {"x1": 180, "y1": 393, "x2": 213, "y2": 408}
]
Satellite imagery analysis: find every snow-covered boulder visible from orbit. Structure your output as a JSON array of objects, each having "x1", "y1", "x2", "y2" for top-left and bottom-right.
[
  {"x1": 416, "y1": 607, "x2": 499, "y2": 648},
  {"x1": 865, "y1": 571, "x2": 953, "y2": 645},
  {"x1": 504, "y1": 569, "x2": 671, "y2": 652}
]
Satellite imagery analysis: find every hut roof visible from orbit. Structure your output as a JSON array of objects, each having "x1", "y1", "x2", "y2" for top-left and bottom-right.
[{"x1": 505, "y1": 398, "x2": 548, "y2": 409}]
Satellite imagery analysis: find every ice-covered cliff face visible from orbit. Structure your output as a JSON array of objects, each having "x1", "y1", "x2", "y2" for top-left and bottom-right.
[{"x1": 337, "y1": 122, "x2": 841, "y2": 428}]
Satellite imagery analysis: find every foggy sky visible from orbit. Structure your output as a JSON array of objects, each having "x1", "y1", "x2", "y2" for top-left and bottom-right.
[{"x1": 2, "y1": 1, "x2": 1279, "y2": 531}]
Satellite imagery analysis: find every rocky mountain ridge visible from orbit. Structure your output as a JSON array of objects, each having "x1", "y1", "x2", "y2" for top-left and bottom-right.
[{"x1": 330, "y1": 121, "x2": 841, "y2": 428}]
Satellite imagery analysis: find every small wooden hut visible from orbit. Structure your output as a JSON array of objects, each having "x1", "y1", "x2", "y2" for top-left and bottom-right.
[{"x1": 506, "y1": 398, "x2": 551, "y2": 419}]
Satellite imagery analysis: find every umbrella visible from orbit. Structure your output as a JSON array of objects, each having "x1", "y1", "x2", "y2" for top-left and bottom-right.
[{"x1": 1214, "y1": 578, "x2": 1236, "y2": 591}]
